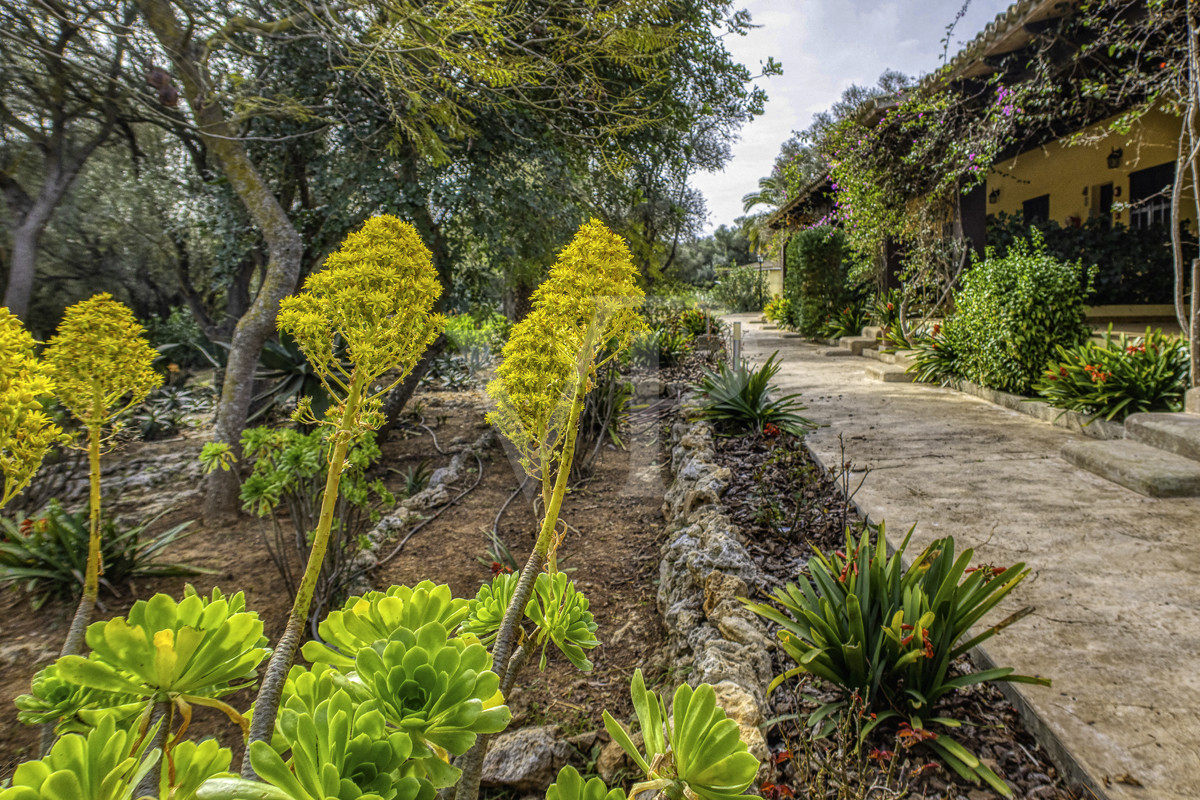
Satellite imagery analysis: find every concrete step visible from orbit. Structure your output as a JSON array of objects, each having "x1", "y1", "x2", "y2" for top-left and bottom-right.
[
  {"x1": 1125, "y1": 412, "x2": 1200, "y2": 462},
  {"x1": 865, "y1": 362, "x2": 915, "y2": 383},
  {"x1": 819, "y1": 347, "x2": 857, "y2": 358},
  {"x1": 838, "y1": 336, "x2": 878, "y2": 356},
  {"x1": 861, "y1": 326, "x2": 883, "y2": 340},
  {"x1": 864, "y1": 348, "x2": 916, "y2": 367},
  {"x1": 1060, "y1": 438, "x2": 1200, "y2": 497}
]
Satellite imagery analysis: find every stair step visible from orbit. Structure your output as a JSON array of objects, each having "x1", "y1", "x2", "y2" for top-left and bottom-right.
[
  {"x1": 861, "y1": 326, "x2": 883, "y2": 340},
  {"x1": 862, "y1": 347, "x2": 883, "y2": 361},
  {"x1": 839, "y1": 336, "x2": 877, "y2": 356},
  {"x1": 819, "y1": 348, "x2": 857, "y2": 358},
  {"x1": 1125, "y1": 412, "x2": 1200, "y2": 462},
  {"x1": 865, "y1": 362, "x2": 915, "y2": 383},
  {"x1": 870, "y1": 349, "x2": 916, "y2": 367},
  {"x1": 1060, "y1": 439, "x2": 1200, "y2": 497}
]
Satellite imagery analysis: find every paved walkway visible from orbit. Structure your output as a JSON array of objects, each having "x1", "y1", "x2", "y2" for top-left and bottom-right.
[{"x1": 727, "y1": 313, "x2": 1200, "y2": 800}]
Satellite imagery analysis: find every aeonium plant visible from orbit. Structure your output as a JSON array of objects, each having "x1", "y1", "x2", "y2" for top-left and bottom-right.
[
  {"x1": 0, "y1": 308, "x2": 62, "y2": 511},
  {"x1": 42, "y1": 294, "x2": 162, "y2": 660},
  {"x1": 234, "y1": 214, "x2": 446, "y2": 775}
]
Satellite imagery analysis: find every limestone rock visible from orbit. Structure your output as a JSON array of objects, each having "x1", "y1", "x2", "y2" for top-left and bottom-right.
[
  {"x1": 596, "y1": 730, "x2": 643, "y2": 784},
  {"x1": 481, "y1": 725, "x2": 572, "y2": 792},
  {"x1": 710, "y1": 681, "x2": 769, "y2": 762}
]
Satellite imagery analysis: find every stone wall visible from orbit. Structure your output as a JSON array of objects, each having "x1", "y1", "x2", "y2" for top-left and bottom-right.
[{"x1": 657, "y1": 402, "x2": 772, "y2": 763}]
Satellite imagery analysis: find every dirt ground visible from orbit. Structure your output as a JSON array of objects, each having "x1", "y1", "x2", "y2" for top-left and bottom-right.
[{"x1": 0, "y1": 378, "x2": 669, "y2": 779}]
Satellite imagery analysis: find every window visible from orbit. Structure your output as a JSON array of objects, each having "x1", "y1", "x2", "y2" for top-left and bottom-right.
[
  {"x1": 1023, "y1": 194, "x2": 1050, "y2": 225},
  {"x1": 1128, "y1": 162, "x2": 1175, "y2": 229}
]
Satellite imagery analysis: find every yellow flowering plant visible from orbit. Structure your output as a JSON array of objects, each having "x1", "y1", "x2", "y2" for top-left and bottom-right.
[
  {"x1": 454, "y1": 220, "x2": 645, "y2": 800},
  {"x1": 242, "y1": 214, "x2": 445, "y2": 774},
  {"x1": 0, "y1": 308, "x2": 61, "y2": 510},
  {"x1": 42, "y1": 294, "x2": 162, "y2": 659}
]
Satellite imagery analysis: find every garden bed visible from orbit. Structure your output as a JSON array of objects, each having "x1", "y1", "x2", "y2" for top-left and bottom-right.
[
  {"x1": 708, "y1": 431, "x2": 1093, "y2": 800},
  {"x1": 0, "y1": 376, "x2": 672, "y2": 780}
]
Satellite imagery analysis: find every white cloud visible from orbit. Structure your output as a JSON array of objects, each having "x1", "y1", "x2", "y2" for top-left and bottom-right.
[{"x1": 691, "y1": 0, "x2": 1014, "y2": 233}]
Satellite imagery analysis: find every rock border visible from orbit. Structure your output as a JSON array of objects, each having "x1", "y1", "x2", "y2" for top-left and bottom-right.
[{"x1": 657, "y1": 398, "x2": 772, "y2": 765}]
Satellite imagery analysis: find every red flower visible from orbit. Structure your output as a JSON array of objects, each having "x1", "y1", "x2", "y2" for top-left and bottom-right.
[
  {"x1": 868, "y1": 748, "x2": 895, "y2": 762},
  {"x1": 763, "y1": 422, "x2": 781, "y2": 437},
  {"x1": 773, "y1": 750, "x2": 792, "y2": 765},
  {"x1": 932, "y1": 323, "x2": 941, "y2": 335}
]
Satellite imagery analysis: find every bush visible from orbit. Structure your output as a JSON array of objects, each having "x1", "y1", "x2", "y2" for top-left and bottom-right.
[
  {"x1": 763, "y1": 295, "x2": 792, "y2": 325},
  {"x1": 1034, "y1": 327, "x2": 1190, "y2": 420},
  {"x1": 783, "y1": 227, "x2": 853, "y2": 336},
  {"x1": 746, "y1": 525, "x2": 1049, "y2": 794},
  {"x1": 713, "y1": 263, "x2": 767, "y2": 312},
  {"x1": 944, "y1": 232, "x2": 1093, "y2": 394},
  {"x1": 987, "y1": 211, "x2": 1195, "y2": 305},
  {"x1": 630, "y1": 327, "x2": 691, "y2": 368},
  {"x1": 237, "y1": 427, "x2": 395, "y2": 625},
  {"x1": 445, "y1": 310, "x2": 511, "y2": 371},
  {"x1": 0, "y1": 501, "x2": 202, "y2": 609},
  {"x1": 820, "y1": 298, "x2": 868, "y2": 339},
  {"x1": 694, "y1": 353, "x2": 815, "y2": 436}
]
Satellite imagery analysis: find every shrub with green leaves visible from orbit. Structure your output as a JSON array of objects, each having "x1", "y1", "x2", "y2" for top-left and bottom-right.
[
  {"x1": 907, "y1": 323, "x2": 960, "y2": 386},
  {"x1": 0, "y1": 501, "x2": 203, "y2": 610},
  {"x1": 745, "y1": 525, "x2": 1049, "y2": 795},
  {"x1": 820, "y1": 298, "x2": 868, "y2": 339},
  {"x1": 783, "y1": 227, "x2": 853, "y2": 337},
  {"x1": 713, "y1": 263, "x2": 767, "y2": 313},
  {"x1": 694, "y1": 353, "x2": 814, "y2": 436},
  {"x1": 1034, "y1": 327, "x2": 1190, "y2": 421},
  {"x1": 236, "y1": 426, "x2": 395, "y2": 623},
  {"x1": 943, "y1": 232, "x2": 1093, "y2": 394}
]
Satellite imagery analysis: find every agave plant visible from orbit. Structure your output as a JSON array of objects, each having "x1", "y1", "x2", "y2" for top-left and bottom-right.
[
  {"x1": 744, "y1": 525, "x2": 1050, "y2": 795},
  {"x1": 602, "y1": 670, "x2": 759, "y2": 800},
  {"x1": 694, "y1": 352, "x2": 814, "y2": 436},
  {"x1": 0, "y1": 502, "x2": 205, "y2": 611}
]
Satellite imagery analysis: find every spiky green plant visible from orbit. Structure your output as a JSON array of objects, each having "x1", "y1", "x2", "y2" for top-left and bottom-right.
[{"x1": 241, "y1": 215, "x2": 445, "y2": 775}]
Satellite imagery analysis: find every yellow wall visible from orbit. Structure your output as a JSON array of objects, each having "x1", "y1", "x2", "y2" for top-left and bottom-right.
[{"x1": 985, "y1": 108, "x2": 1194, "y2": 227}]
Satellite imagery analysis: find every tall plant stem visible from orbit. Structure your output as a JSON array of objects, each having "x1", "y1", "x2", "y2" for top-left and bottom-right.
[
  {"x1": 61, "y1": 414, "x2": 103, "y2": 658},
  {"x1": 454, "y1": 374, "x2": 588, "y2": 800},
  {"x1": 240, "y1": 373, "x2": 365, "y2": 778}
]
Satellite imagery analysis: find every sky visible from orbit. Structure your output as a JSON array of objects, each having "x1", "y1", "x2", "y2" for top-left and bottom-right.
[{"x1": 693, "y1": 0, "x2": 1016, "y2": 233}]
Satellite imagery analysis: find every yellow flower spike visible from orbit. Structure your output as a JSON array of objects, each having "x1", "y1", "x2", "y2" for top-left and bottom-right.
[
  {"x1": 0, "y1": 308, "x2": 62, "y2": 510},
  {"x1": 487, "y1": 219, "x2": 646, "y2": 484},
  {"x1": 43, "y1": 293, "x2": 162, "y2": 427},
  {"x1": 277, "y1": 214, "x2": 445, "y2": 428},
  {"x1": 246, "y1": 215, "x2": 447, "y2": 763},
  {"x1": 42, "y1": 294, "x2": 163, "y2": 658}
]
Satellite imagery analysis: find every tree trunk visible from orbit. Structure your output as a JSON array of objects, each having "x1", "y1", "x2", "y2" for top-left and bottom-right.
[
  {"x1": 4, "y1": 220, "x2": 43, "y2": 319},
  {"x1": 135, "y1": 0, "x2": 303, "y2": 523}
]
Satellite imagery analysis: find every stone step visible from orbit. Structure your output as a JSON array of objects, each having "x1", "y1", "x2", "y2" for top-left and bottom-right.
[
  {"x1": 861, "y1": 326, "x2": 883, "y2": 340},
  {"x1": 1125, "y1": 412, "x2": 1200, "y2": 462},
  {"x1": 838, "y1": 336, "x2": 878, "y2": 356},
  {"x1": 819, "y1": 347, "x2": 857, "y2": 358},
  {"x1": 1060, "y1": 438, "x2": 1200, "y2": 497},
  {"x1": 864, "y1": 348, "x2": 915, "y2": 367},
  {"x1": 865, "y1": 362, "x2": 915, "y2": 383}
]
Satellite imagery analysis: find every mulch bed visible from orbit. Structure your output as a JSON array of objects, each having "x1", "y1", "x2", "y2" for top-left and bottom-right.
[{"x1": 711, "y1": 432, "x2": 1095, "y2": 800}]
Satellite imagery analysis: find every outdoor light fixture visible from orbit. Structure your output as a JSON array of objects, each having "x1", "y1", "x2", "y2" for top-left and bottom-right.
[
  {"x1": 1082, "y1": 186, "x2": 1089, "y2": 197},
  {"x1": 1107, "y1": 147, "x2": 1123, "y2": 169},
  {"x1": 988, "y1": 188, "x2": 1001, "y2": 204},
  {"x1": 1114, "y1": 185, "x2": 1122, "y2": 198}
]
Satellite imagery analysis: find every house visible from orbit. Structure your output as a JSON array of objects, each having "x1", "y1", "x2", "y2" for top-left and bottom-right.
[{"x1": 768, "y1": 0, "x2": 1193, "y2": 320}]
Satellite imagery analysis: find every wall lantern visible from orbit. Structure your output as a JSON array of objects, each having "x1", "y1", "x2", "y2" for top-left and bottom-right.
[
  {"x1": 1107, "y1": 147, "x2": 1123, "y2": 169},
  {"x1": 1114, "y1": 185, "x2": 1122, "y2": 198},
  {"x1": 1082, "y1": 186, "x2": 1089, "y2": 197},
  {"x1": 988, "y1": 188, "x2": 1001, "y2": 204}
]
